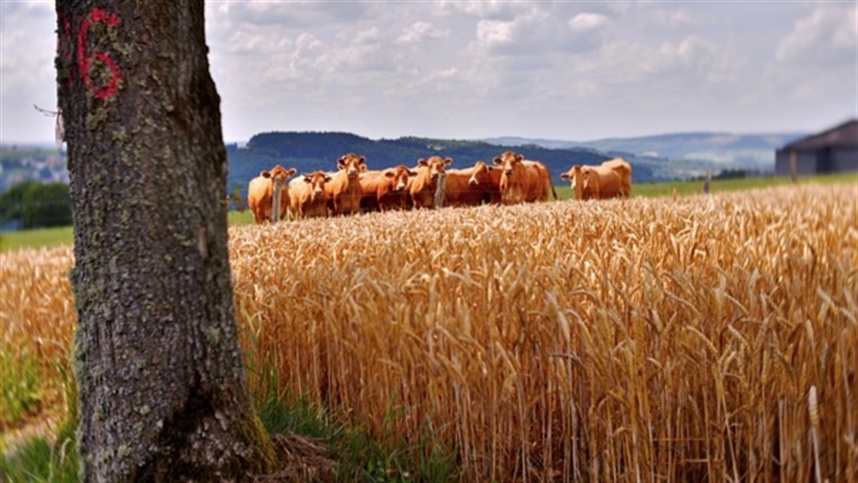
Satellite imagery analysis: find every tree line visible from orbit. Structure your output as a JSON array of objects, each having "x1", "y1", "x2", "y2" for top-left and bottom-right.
[{"x1": 0, "y1": 180, "x2": 71, "y2": 229}]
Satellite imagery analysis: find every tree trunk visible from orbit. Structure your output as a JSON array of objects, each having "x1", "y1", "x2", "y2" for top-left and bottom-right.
[{"x1": 55, "y1": 1, "x2": 274, "y2": 480}]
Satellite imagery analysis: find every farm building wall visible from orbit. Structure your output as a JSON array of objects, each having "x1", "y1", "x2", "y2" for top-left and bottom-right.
[
  {"x1": 775, "y1": 147, "x2": 858, "y2": 176},
  {"x1": 774, "y1": 119, "x2": 858, "y2": 176},
  {"x1": 833, "y1": 147, "x2": 858, "y2": 172}
]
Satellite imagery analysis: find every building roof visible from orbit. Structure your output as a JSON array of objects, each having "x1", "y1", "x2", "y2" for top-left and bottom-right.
[{"x1": 779, "y1": 119, "x2": 858, "y2": 151}]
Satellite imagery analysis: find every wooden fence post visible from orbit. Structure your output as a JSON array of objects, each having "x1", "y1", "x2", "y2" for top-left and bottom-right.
[
  {"x1": 435, "y1": 173, "x2": 446, "y2": 208},
  {"x1": 790, "y1": 150, "x2": 798, "y2": 184}
]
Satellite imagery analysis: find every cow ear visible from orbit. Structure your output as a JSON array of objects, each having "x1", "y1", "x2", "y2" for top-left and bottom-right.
[
  {"x1": 515, "y1": 154, "x2": 524, "y2": 162},
  {"x1": 337, "y1": 157, "x2": 346, "y2": 169},
  {"x1": 418, "y1": 159, "x2": 428, "y2": 167},
  {"x1": 384, "y1": 170, "x2": 396, "y2": 178},
  {"x1": 287, "y1": 168, "x2": 297, "y2": 177},
  {"x1": 261, "y1": 170, "x2": 271, "y2": 178},
  {"x1": 408, "y1": 170, "x2": 419, "y2": 177},
  {"x1": 324, "y1": 175, "x2": 332, "y2": 182},
  {"x1": 444, "y1": 157, "x2": 453, "y2": 166},
  {"x1": 561, "y1": 172, "x2": 570, "y2": 179}
]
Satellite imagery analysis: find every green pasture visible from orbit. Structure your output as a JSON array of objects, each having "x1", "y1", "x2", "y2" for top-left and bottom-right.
[
  {"x1": 0, "y1": 211, "x2": 255, "y2": 253},
  {"x1": 1, "y1": 172, "x2": 855, "y2": 253}
]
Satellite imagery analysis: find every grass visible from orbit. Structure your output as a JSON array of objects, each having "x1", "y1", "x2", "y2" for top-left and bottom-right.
[
  {"x1": 0, "y1": 436, "x2": 78, "y2": 483},
  {"x1": 628, "y1": 171, "x2": 857, "y2": 198},
  {"x1": 0, "y1": 226, "x2": 74, "y2": 253},
  {"x1": 0, "y1": 414, "x2": 78, "y2": 483},
  {"x1": 253, "y1": 388, "x2": 459, "y2": 480},
  {"x1": 0, "y1": 353, "x2": 78, "y2": 483},
  {"x1": 552, "y1": 171, "x2": 858, "y2": 200},
  {"x1": 0, "y1": 348, "x2": 42, "y2": 430},
  {"x1": 0, "y1": 210, "x2": 256, "y2": 253}
]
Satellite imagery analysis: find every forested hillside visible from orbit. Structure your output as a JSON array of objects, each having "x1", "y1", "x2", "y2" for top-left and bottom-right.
[{"x1": 226, "y1": 131, "x2": 660, "y2": 201}]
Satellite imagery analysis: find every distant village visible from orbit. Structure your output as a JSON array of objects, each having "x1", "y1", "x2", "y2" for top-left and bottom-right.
[{"x1": 0, "y1": 144, "x2": 69, "y2": 194}]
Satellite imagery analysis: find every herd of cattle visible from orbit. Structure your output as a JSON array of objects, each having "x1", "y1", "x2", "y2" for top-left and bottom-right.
[{"x1": 247, "y1": 150, "x2": 633, "y2": 224}]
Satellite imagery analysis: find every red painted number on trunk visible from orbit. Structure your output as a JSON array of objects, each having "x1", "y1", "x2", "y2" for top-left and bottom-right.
[{"x1": 61, "y1": 8, "x2": 122, "y2": 100}]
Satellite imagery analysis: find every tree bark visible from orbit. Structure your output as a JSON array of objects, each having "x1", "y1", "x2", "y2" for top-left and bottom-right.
[{"x1": 56, "y1": 1, "x2": 273, "y2": 480}]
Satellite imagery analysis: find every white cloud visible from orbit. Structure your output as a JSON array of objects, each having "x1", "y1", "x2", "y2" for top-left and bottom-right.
[
  {"x1": 397, "y1": 22, "x2": 448, "y2": 44},
  {"x1": 354, "y1": 26, "x2": 381, "y2": 45},
  {"x1": 568, "y1": 13, "x2": 607, "y2": 31},
  {"x1": 776, "y1": 6, "x2": 858, "y2": 63},
  {"x1": 475, "y1": 20, "x2": 515, "y2": 49}
]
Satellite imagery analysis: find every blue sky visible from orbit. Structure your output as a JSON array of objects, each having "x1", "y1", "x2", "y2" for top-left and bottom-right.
[{"x1": 1, "y1": 1, "x2": 856, "y2": 144}]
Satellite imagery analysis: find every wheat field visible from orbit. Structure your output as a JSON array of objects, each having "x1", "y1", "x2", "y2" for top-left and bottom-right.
[{"x1": 2, "y1": 183, "x2": 857, "y2": 481}]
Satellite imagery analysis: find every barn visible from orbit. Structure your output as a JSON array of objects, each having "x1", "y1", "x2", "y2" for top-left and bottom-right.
[{"x1": 775, "y1": 119, "x2": 858, "y2": 176}]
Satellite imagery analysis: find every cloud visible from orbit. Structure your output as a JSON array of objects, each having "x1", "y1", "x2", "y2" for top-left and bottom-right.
[
  {"x1": 475, "y1": 20, "x2": 515, "y2": 49},
  {"x1": 396, "y1": 22, "x2": 449, "y2": 44},
  {"x1": 568, "y1": 13, "x2": 607, "y2": 31},
  {"x1": 762, "y1": 4, "x2": 856, "y2": 108},
  {"x1": 776, "y1": 5, "x2": 858, "y2": 64},
  {"x1": 1, "y1": 2, "x2": 856, "y2": 144},
  {"x1": 0, "y1": 3, "x2": 59, "y2": 143}
]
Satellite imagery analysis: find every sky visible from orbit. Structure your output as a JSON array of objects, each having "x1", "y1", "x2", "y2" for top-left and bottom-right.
[{"x1": 1, "y1": 1, "x2": 856, "y2": 145}]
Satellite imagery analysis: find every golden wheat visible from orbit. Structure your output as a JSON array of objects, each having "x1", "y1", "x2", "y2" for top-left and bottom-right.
[{"x1": 2, "y1": 183, "x2": 856, "y2": 481}]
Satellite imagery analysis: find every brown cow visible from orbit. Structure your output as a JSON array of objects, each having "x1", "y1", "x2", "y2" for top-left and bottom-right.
[
  {"x1": 443, "y1": 160, "x2": 502, "y2": 207},
  {"x1": 359, "y1": 165, "x2": 418, "y2": 212},
  {"x1": 467, "y1": 160, "x2": 503, "y2": 205},
  {"x1": 492, "y1": 151, "x2": 557, "y2": 204},
  {"x1": 325, "y1": 153, "x2": 367, "y2": 215},
  {"x1": 247, "y1": 165, "x2": 297, "y2": 224},
  {"x1": 288, "y1": 171, "x2": 332, "y2": 219},
  {"x1": 409, "y1": 156, "x2": 452, "y2": 209},
  {"x1": 561, "y1": 158, "x2": 632, "y2": 200},
  {"x1": 601, "y1": 158, "x2": 632, "y2": 197}
]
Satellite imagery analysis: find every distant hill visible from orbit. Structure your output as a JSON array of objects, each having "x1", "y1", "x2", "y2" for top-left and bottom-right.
[
  {"x1": 225, "y1": 131, "x2": 660, "y2": 201},
  {"x1": 485, "y1": 131, "x2": 808, "y2": 172}
]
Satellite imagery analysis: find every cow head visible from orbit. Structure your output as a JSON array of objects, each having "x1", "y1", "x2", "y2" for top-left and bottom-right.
[
  {"x1": 560, "y1": 165, "x2": 581, "y2": 188},
  {"x1": 303, "y1": 170, "x2": 332, "y2": 199},
  {"x1": 261, "y1": 165, "x2": 297, "y2": 221},
  {"x1": 468, "y1": 160, "x2": 493, "y2": 186},
  {"x1": 261, "y1": 165, "x2": 298, "y2": 185},
  {"x1": 493, "y1": 151, "x2": 524, "y2": 177},
  {"x1": 384, "y1": 165, "x2": 418, "y2": 192},
  {"x1": 417, "y1": 156, "x2": 452, "y2": 180},
  {"x1": 561, "y1": 165, "x2": 591, "y2": 199},
  {"x1": 337, "y1": 153, "x2": 367, "y2": 179}
]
